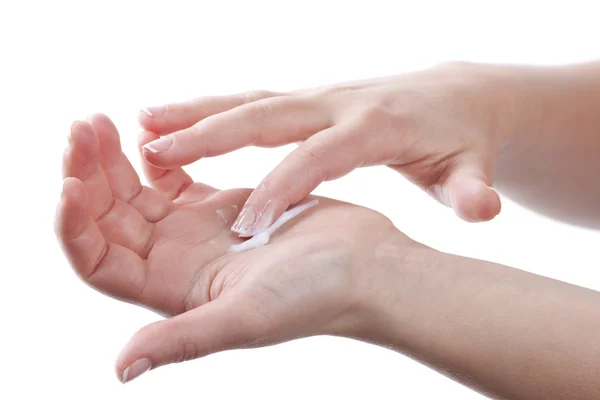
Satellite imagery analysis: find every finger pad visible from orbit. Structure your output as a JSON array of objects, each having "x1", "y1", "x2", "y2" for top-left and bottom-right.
[
  {"x1": 65, "y1": 121, "x2": 99, "y2": 177},
  {"x1": 59, "y1": 178, "x2": 90, "y2": 239},
  {"x1": 90, "y1": 114, "x2": 122, "y2": 166},
  {"x1": 455, "y1": 185, "x2": 501, "y2": 222}
]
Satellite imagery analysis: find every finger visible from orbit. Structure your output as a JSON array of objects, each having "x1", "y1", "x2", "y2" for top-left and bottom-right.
[
  {"x1": 56, "y1": 177, "x2": 147, "y2": 302},
  {"x1": 89, "y1": 114, "x2": 172, "y2": 222},
  {"x1": 138, "y1": 131, "x2": 215, "y2": 203},
  {"x1": 116, "y1": 298, "x2": 259, "y2": 383},
  {"x1": 63, "y1": 121, "x2": 113, "y2": 219},
  {"x1": 65, "y1": 121, "x2": 155, "y2": 255},
  {"x1": 138, "y1": 131, "x2": 219, "y2": 205},
  {"x1": 231, "y1": 123, "x2": 372, "y2": 236},
  {"x1": 138, "y1": 90, "x2": 280, "y2": 135},
  {"x1": 141, "y1": 96, "x2": 331, "y2": 169},
  {"x1": 439, "y1": 153, "x2": 501, "y2": 222}
]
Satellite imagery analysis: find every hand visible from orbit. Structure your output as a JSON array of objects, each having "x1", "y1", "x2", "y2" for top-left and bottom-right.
[
  {"x1": 139, "y1": 62, "x2": 509, "y2": 236},
  {"x1": 55, "y1": 114, "x2": 416, "y2": 383}
]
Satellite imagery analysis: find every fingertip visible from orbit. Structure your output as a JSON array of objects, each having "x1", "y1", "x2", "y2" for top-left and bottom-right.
[
  {"x1": 68, "y1": 119, "x2": 98, "y2": 146},
  {"x1": 137, "y1": 131, "x2": 167, "y2": 167},
  {"x1": 118, "y1": 358, "x2": 153, "y2": 384},
  {"x1": 64, "y1": 122, "x2": 100, "y2": 179},
  {"x1": 231, "y1": 193, "x2": 291, "y2": 237},
  {"x1": 451, "y1": 182, "x2": 501, "y2": 222},
  {"x1": 62, "y1": 177, "x2": 88, "y2": 205},
  {"x1": 137, "y1": 106, "x2": 168, "y2": 133},
  {"x1": 85, "y1": 113, "x2": 111, "y2": 125},
  {"x1": 87, "y1": 114, "x2": 118, "y2": 139},
  {"x1": 137, "y1": 131, "x2": 191, "y2": 190},
  {"x1": 62, "y1": 175, "x2": 79, "y2": 189},
  {"x1": 70, "y1": 120, "x2": 93, "y2": 138},
  {"x1": 115, "y1": 319, "x2": 172, "y2": 383},
  {"x1": 137, "y1": 108, "x2": 154, "y2": 129},
  {"x1": 486, "y1": 186, "x2": 502, "y2": 216},
  {"x1": 140, "y1": 108, "x2": 153, "y2": 117},
  {"x1": 89, "y1": 114, "x2": 123, "y2": 167},
  {"x1": 140, "y1": 147, "x2": 169, "y2": 169},
  {"x1": 115, "y1": 330, "x2": 150, "y2": 383},
  {"x1": 137, "y1": 130, "x2": 159, "y2": 147}
]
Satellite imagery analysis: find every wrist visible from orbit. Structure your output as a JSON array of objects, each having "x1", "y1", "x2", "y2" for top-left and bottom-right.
[
  {"x1": 341, "y1": 232, "x2": 444, "y2": 346},
  {"x1": 490, "y1": 62, "x2": 595, "y2": 190},
  {"x1": 437, "y1": 61, "x2": 523, "y2": 150}
]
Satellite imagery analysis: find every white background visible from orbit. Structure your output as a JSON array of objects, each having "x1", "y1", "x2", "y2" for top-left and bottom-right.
[{"x1": 1, "y1": 1, "x2": 598, "y2": 399}]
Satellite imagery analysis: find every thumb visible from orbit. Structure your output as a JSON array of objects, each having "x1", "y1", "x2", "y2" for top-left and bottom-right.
[
  {"x1": 439, "y1": 155, "x2": 501, "y2": 222},
  {"x1": 115, "y1": 299, "x2": 259, "y2": 383}
]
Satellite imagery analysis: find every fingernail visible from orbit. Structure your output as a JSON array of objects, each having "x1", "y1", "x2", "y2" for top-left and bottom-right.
[
  {"x1": 143, "y1": 136, "x2": 173, "y2": 153},
  {"x1": 251, "y1": 200, "x2": 279, "y2": 233},
  {"x1": 489, "y1": 186, "x2": 502, "y2": 215},
  {"x1": 141, "y1": 105, "x2": 166, "y2": 117},
  {"x1": 231, "y1": 206, "x2": 257, "y2": 236},
  {"x1": 122, "y1": 358, "x2": 152, "y2": 383}
]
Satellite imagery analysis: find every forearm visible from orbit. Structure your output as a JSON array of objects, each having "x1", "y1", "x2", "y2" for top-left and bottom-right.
[
  {"x1": 491, "y1": 61, "x2": 600, "y2": 228},
  {"x1": 354, "y1": 243, "x2": 600, "y2": 399}
]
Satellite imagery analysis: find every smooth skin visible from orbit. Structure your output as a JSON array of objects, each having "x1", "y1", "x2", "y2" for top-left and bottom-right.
[
  {"x1": 140, "y1": 61, "x2": 600, "y2": 233},
  {"x1": 56, "y1": 115, "x2": 403, "y2": 379},
  {"x1": 55, "y1": 114, "x2": 600, "y2": 399}
]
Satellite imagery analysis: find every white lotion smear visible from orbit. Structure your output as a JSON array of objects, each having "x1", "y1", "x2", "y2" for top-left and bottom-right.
[
  {"x1": 216, "y1": 209, "x2": 228, "y2": 223},
  {"x1": 228, "y1": 199, "x2": 319, "y2": 253}
]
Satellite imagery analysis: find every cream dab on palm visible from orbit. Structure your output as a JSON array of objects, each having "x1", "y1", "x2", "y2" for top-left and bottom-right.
[{"x1": 227, "y1": 199, "x2": 319, "y2": 253}]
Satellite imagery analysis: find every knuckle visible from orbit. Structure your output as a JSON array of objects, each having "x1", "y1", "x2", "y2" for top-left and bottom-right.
[
  {"x1": 182, "y1": 124, "x2": 210, "y2": 155},
  {"x1": 349, "y1": 104, "x2": 415, "y2": 163},
  {"x1": 309, "y1": 85, "x2": 352, "y2": 99},
  {"x1": 296, "y1": 145, "x2": 328, "y2": 179},
  {"x1": 256, "y1": 178, "x2": 274, "y2": 195},
  {"x1": 356, "y1": 104, "x2": 392, "y2": 125},
  {"x1": 184, "y1": 122, "x2": 203, "y2": 137},
  {"x1": 354, "y1": 103, "x2": 412, "y2": 134},
  {"x1": 237, "y1": 90, "x2": 277, "y2": 105},
  {"x1": 175, "y1": 335, "x2": 198, "y2": 363},
  {"x1": 244, "y1": 97, "x2": 289, "y2": 122},
  {"x1": 246, "y1": 99, "x2": 274, "y2": 122},
  {"x1": 436, "y1": 60, "x2": 472, "y2": 72}
]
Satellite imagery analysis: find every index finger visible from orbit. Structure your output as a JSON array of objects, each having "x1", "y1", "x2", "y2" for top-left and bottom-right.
[
  {"x1": 231, "y1": 123, "x2": 364, "y2": 236},
  {"x1": 138, "y1": 91, "x2": 280, "y2": 135},
  {"x1": 141, "y1": 96, "x2": 331, "y2": 169}
]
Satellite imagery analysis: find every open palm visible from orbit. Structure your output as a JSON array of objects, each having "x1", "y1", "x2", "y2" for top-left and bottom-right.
[{"x1": 55, "y1": 114, "x2": 406, "y2": 382}]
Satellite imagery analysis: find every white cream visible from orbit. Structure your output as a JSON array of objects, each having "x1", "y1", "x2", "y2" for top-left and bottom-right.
[
  {"x1": 228, "y1": 199, "x2": 319, "y2": 253},
  {"x1": 216, "y1": 209, "x2": 228, "y2": 223}
]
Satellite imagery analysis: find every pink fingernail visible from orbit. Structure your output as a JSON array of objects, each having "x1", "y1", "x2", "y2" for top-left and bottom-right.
[
  {"x1": 141, "y1": 105, "x2": 166, "y2": 117},
  {"x1": 231, "y1": 206, "x2": 257, "y2": 236},
  {"x1": 122, "y1": 358, "x2": 152, "y2": 383},
  {"x1": 251, "y1": 200, "x2": 279, "y2": 233},
  {"x1": 143, "y1": 136, "x2": 173, "y2": 153},
  {"x1": 232, "y1": 201, "x2": 280, "y2": 237}
]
